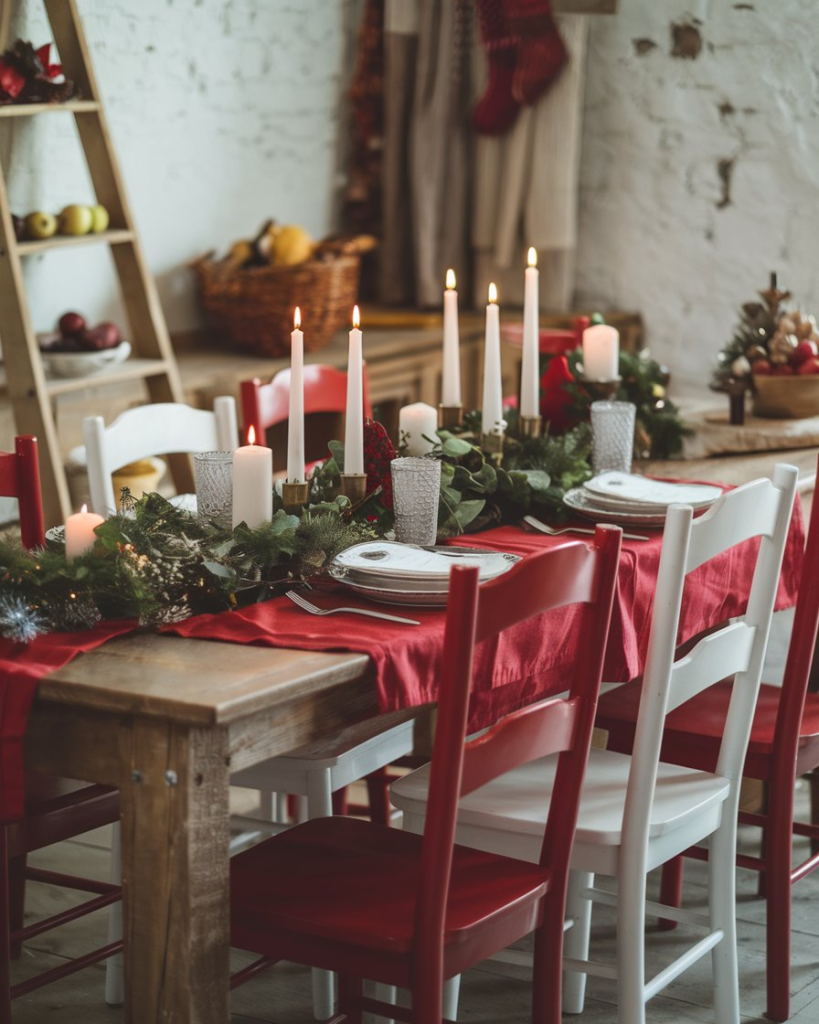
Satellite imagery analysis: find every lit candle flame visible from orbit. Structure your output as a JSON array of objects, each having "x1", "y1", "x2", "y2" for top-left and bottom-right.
[
  {"x1": 294, "y1": 306, "x2": 301, "y2": 329},
  {"x1": 488, "y1": 282, "x2": 498, "y2": 304},
  {"x1": 527, "y1": 247, "x2": 537, "y2": 268},
  {"x1": 80, "y1": 503, "x2": 88, "y2": 514},
  {"x1": 352, "y1": 305, "x2": 361, "y2": 329},
  {"x1": 446, "y1": 268, "x2": 456, "y2": 290},
  {"x1": 247, "y1": 425, "x2": 256, "y2": 446}
]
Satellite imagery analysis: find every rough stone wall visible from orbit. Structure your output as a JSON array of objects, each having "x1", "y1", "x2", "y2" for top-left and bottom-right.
[
  {"x1": 575, "y1": 0, "x2": 819, "y2": 385},
  {"x1": 2, "y1": 0, "x2": 361, "y2": 334}
]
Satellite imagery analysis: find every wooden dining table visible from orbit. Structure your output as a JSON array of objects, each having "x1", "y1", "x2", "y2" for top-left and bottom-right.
[{"x1": 22, "y1": 448, "x2": 817, "y2": 1024}]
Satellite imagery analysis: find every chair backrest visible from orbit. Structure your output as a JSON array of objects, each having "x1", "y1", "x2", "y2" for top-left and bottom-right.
[
  {"x1": 415, "y1": 526, "x2": 622, "y2": 979},
  {"x1": 240, "y1": 364, "x2": 373, "y2": 440},
  {"x1": 82, "y1": 398, "x2": 239, "y2": 515},
  {"x1": 0, "y1": 436, "x2": 45, "y2": 550},
  {"x1": 624, "y1": 464, "x2": 798, "y2": 861},
  {"x1": 773, "y1": 456, "x2": 819, "y2": 770}
]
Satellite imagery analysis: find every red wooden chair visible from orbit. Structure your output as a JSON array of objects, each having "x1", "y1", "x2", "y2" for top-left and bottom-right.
[
  {"x1": 596, "y1": 468, "x2": 819, "y2": 1023},
  {"x1": 229, "y1": 526, "x2": 622, "y2": 1023},
  {"x1": 0, "y1": 435, "x2": 123, "y2": 1019},
  {"x1": 0, "y1": 436, "x2": 45, "y2": 551}
]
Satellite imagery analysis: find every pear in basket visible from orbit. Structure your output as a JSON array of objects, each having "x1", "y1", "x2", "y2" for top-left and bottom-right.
[{"x1": 272, "y1": 224, "x2": 315, "y2": 266}]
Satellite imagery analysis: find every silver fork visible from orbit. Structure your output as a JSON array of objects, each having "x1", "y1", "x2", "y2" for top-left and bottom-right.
[
  {"x1": 523, "y1": 515, "x2": 651, "y2": 543},
  {"x1": 285, "y1": 590, "x2": 421, "y2": 626}
]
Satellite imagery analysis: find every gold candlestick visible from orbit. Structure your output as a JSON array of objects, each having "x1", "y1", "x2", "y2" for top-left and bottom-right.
[
  {"x1": 439, "y1": 404, "x2": 463, "y2": 429},
  {"x1": 339, "y1": 473, "x2": 368, "y2": 504},
  {"x1": 519, "y1": 415, "x2": 542, "y2": 439},
  {"x1": 481, "y1": 431, "x2": 505, "y2": 465},
  {"x1": 281, "y1": 481, "x2": 310, "y2": 514},
  {"x1": 577, "y1": 375, "x2": 622, "y2": 402}
]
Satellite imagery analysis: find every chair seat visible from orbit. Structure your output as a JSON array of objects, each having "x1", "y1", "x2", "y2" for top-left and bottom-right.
[
  {"x1": 4, "y1": 775, "x2": 120, "y2": 857},
  {"x1": 392, "y1": 748, "x2": 730, "y2": 851},
  {"x1": 597, "y1": 680, "x2": 819, "y2": 767},
  {"x1": 231, "y1": 816, "x2": 550, "y2": 957}
]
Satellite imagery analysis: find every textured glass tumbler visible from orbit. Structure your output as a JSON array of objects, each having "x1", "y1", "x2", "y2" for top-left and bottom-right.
[
  {"x1": 194, "y1": 451, "x2": 233, "y2": 528},
  {"x1": 590, "y1": 401, "x2": 636, "y2": 475},
  {"x1": 391, "y1": 457, "x2": 442, "y2": 545}
]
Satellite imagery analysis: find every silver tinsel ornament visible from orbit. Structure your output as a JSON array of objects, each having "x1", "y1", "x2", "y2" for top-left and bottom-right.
[{"x1": 0, "y1": 595, "x2": 44, "y2": 644}]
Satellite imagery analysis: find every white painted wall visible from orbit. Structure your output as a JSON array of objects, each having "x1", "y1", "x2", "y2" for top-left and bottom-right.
[
  {"x1": 575, "y1": 0, "x2": 819, "y2": 386},
  {"x1": 2, "y1": 0, "x2": 361, "y2": 337}
]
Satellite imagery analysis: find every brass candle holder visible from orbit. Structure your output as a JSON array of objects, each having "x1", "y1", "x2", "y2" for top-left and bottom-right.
[
  {"x1": 281, "y1": 481, "x2": 310, "y2": 514},
  {"x1": 481, "y1": 431, "x2": 505, "y2": 465},
  {"x1": 339, "y1": 473, "x2": 368, "y2": 504},
  {"x1": 577, "y1": 375, "x2": 622, "y2": 402},
  {"x1": 519, "y1": 415, "x2": 542, "y2": 439},
  {"x1": 439, "y1": 404, "x2": 463, "y2": 429}
]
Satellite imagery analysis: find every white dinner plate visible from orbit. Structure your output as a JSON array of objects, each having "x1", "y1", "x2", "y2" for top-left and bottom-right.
[{"x1": 562, "y1": 488, "x2": 668, "y2": 528}]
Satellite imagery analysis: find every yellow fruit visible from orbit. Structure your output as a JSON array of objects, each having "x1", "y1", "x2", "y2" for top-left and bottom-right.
[
  {"x1": 89, "y1": 204, "x2": 110, "y2": 232},
  {"x1": 25, "y1": 211, "x2": 58, "y2": 239},
  {"x1": 117, "y1": 459, "x2": 156, "y2": 475},
  {"x1": 272, "y1": 225, "x2": 314, "y2": 266},
  {"x1": 58, "y1": 204, "x2": 93, "y2": 235},
  {"x1": 226, "y1": 240, "x2": 253, "y2": 265}
]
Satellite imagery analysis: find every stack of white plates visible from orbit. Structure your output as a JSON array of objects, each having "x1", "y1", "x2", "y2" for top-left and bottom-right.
[
  {"x1": 329, "y1": 541, "x2": 520, "y2": 606},
  {"x1": 563, "y1": 472, "x2": 722, "y2": 528}
]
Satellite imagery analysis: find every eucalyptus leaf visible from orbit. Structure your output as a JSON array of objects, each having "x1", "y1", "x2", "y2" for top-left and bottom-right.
[
  {"x1": 522, "y1": 469, "x2": 552, "y2": 494},
  {"x1": 202, "y1": 560, "x2": 236, "y2": 579},
  {"x1": 442, "y1": 437, "x2": 473, "y2": 457}
]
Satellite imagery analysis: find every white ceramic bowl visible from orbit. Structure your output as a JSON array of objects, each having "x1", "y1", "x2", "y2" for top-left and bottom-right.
[{"x1": 40, "y1": 340, "x2": 131, "y2": 379}]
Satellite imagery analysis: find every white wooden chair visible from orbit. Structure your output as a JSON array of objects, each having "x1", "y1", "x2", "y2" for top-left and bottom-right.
[
  {"x1": 80, "y1": 398, "x2": 239, "y2": 515},
  {"x1": 391, "y1": 463, "x2": 798, "y2": 1024}
]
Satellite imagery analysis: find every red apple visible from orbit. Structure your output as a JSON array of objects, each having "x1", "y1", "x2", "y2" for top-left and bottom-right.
[
  {"x1": 773, "y1": 363, "x2": 795, "y2": 375},
  {"x1": 92, "y1": 322, "x2": 122, "y2": 348},
  {"x1": 752, "y1": 359, "x2": 772, "y2": 375},
  {"x1": 58, "y1": 311, "x2": 86, "y2": 337},
  {"x1": 797, "y1": 356, "x2": 819, "y2": 375},
  {"x1": 792, "y1": 340, "x2": 819, "y2": 366}
]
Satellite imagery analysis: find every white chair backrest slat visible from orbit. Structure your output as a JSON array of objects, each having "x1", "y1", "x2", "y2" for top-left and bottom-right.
[
  {"x1": 83, "y1": 398, "x2": 239, "y2": 515},
  {"x1": 621, "y1": 464, "x2": 798, "y2": 864},
  {"x1": 666, "y1": 622, "x2": 756, "y2": 715}
]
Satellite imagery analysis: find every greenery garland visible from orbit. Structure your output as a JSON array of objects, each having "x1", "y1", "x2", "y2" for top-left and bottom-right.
[{"x1": 0, "y1": 419, "x2": 595, "y2": 643}]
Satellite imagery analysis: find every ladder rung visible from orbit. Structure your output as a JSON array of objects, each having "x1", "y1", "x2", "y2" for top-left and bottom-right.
[
  {"x1": 45, "y1": 358, "x2": 172, "y2": 397},
  {"x1": 0, "y1": 100, "x2": 101, "y2": 118},
  {"x1": 16, "y1": 229, "x2": 135, "y2": 256}
]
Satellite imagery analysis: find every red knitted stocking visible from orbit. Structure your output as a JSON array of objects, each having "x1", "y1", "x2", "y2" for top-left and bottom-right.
[
  {"x1": 503, "y1": 0, "x2": 568, "y2": 106},
  {"x1": 473, "y1": 0, "x2": 520, "y2": 136}
]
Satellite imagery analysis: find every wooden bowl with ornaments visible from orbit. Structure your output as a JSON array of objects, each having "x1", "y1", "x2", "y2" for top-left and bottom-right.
[{"x1": 750, "y1": 339, "x2": 819, "y2": 419}]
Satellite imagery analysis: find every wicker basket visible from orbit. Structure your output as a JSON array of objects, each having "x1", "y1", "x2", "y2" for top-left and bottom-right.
[
  {"x1": 193, "y1": 238, "x2": 372, "y2": 357},
  {"x1": 752, "y1": 374, "x2": 819, "y2": 419}
]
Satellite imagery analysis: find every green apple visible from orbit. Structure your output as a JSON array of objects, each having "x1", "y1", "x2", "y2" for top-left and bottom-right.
[
  {"x1": 58, "y1": 204, "x2": 93, "y2": 235},
  {"x1": 89, "y1": 203, "x2": 109, "y2": 233},
  {"x1": 24, "y1": 211, "x2": 58, "y2": 239}
]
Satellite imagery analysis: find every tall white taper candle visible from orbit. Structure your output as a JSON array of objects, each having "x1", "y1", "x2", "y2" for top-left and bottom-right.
[
  {"x1": 481, "y1": 283, "x2": 504, "y2": 436},
  {"x1": 344, "y1": 305, "x2": 365, "y2": 474},
  {"x1": 441, "y1": 268, "x2": 461, "y2": 407},
  {"x1": 286, "y1": 307, "x2": 305, "y2": 483},
  {"x1": 521, "y1": 247, "x2": 540, "y2": 418}
]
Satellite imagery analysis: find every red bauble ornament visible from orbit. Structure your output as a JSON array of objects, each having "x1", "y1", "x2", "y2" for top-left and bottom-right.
[{"x1": 362, "y1": 419, "x2": 395, "y2": 508}]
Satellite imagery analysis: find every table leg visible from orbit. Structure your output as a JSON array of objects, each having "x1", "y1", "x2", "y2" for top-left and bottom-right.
[{"x1": 120, "y1": 718, "x2": 230, "y2": 1024}]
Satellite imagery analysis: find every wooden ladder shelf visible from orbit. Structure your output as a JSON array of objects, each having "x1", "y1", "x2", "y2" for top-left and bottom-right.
[{"x1": 0, "y1": 0, "x2": 188, "y2": 526}]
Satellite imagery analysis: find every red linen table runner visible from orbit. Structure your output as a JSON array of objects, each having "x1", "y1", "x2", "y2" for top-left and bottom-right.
[{"x1": 0, "y1": 505, "x2": 806, "y2": 821}]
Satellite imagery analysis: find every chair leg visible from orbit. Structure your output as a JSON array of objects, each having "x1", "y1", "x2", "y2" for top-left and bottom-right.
[
  {"x1": 105, "y1": 821, "x2": 125, "y2": 1006},
  {"x1": 616, "y1": 863, "x2": 648, "y2": 1024},
  {"x1": 658, "y1": 855, "x2": 684, "y2": 931},
  {"x1": 0, "y1": 831, "x2": 12, "y2": 1024},
  {"x1": 7, "y1": 856, "x2": 25, "y2": 959},
  {"x1": 532, "y1": 888, "x2": 568, "y2": 1024},
  {"x1": 365, "y1": 768, "x2": 392, "y2": 825},
  {"x1": 765, "y1": 776, "x2": 795, "y2": 1022},
  {"x1": 708, "y1": 824, "x2": 740, "y2": 1024},
  {"x1": 338, "y1": 975, "x2": 363, "y2": 1024},
  {"x1": 256, "y1": 790, "x2": 277, "y2": 821},
  {"x1": 808, "y1": 769, "x2": 819, "y2": 856},
  {"x1": 308, "y1": 770, "x2": 336, "y2": 1020},
  {"x1": 563, "y1": 870, "x2": 593, "y2": 1014},
  {"x1": 757, "y1": 781, "x2": 769, "y2": 899},
  {"x1": 442, "y1": 975, "x2": 461, "y2": 1020}
]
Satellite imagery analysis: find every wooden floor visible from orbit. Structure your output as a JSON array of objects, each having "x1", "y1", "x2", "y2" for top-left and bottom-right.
[{"x1": 8, "y1": 776, "x2": 819, "y2": 1024}]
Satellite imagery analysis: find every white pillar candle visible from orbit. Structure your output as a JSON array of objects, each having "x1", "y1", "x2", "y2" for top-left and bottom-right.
[
  {"x1": 481, "y1": 283, "x2": 504, "y2": 436},
  {"x1": 441, "y1": 268, "x2": 461, "y2": 407},
  {"x1": 344, "y1": 305, "x2": 365, "y2": 475},
  {"x1": 232, "y1": 426, "x2": 273, "y2": 529},
  {"x1": 582, "y1": 324, "x2": 620, "y2": 381},
  {"x1": 286, "y1": 307, "x2": 305, "y2": 483},
  {"x1": 65, "y1": 503, "x2": 104, "y2": 561},
  {"x1": 520, "y1": 247, "x2": 540, "y2": 418},
  {"x1": 399, "y1": 402, "x2": 439, "y2": 456}
]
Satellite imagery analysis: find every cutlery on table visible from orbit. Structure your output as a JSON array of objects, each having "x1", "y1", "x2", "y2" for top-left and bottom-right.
[
  {"x1": 285, "y1": 590, "x2": 421, "y2": 626},
  {"x1": 523, "y1": 515, "x2": 650, "y2": 543}
]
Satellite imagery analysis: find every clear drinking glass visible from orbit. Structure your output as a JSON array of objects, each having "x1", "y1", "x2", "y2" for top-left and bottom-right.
[
  {"x1": 194, "y1": 451, "x2": 233, "y2": 529},
  {"x1": 391, "y1": 457, "x2": 441, "y2": 545},
  {"x1": 590, "y1": 401, "x2": 637, "y2": 475}
]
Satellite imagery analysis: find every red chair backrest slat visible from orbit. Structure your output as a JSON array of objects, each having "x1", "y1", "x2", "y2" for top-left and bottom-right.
[
  {"x1": 414, "y1": 525, "x2": 622, "y2": 962},
  {"x1": 240, "y1": 364, "x2": 373, "y2": 441},
  {"x1": 0, "y1": 436, "x2": 45, "y2": 550}
]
